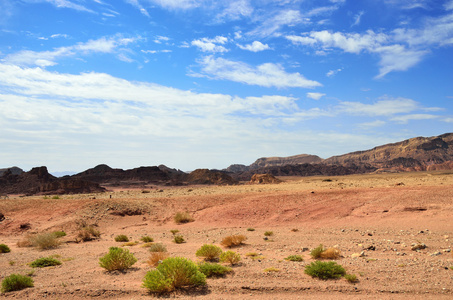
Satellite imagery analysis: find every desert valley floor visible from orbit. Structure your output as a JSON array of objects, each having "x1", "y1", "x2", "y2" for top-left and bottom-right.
[{"x1": 1, "y1": 171, "x2": 453, "y2": 299}]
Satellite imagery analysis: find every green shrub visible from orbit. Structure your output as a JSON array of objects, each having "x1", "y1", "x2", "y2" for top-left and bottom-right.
[
  {"x1": 285, "y1": 255, "x2": 304, "y2": 262},
  {"x1": 1, "y1": 274, "x2": 34, "y2": 293},
  {"x1": 52, "y1": 231, "x2": 66, "y2": 238},
  {"x1": 345, "y1": 273, "x2": 358, "y2": 283},
  {"x1": 0, "y1": 244, "x2": 11, "y2": 253},
  {"x1": 140, "y1": 236, "x2": 154, "y2": 243},
  {"x1": 30, "y1": 257, "x2": 62, "y2": 268},
  {"x1": 174, "y1": 212, "x2": 194, "y2": 224},
  {"x1": 170, "y1": 229, "x2": 179, "y2": 235},
  {"x1": 220, "y1": 251, "x2": 241, "y2": 265},
  {"x1": 310, "y1": 244, "x2": 325, "y2": 259},
  {"x1": 304, "y1": 261, "x2": 346, "y2": 280},
  {"x1": 196, "y1": 244, "x2": 222, "y2": 261},
  {"x1": 52, "y1": 195, "x2": 60, "y2": 199},
  {"x1": 31, "y1": 233, "x2": 60, "y2": 250},
  {"x1": 99, "y1": 247, "x2": 137, "y2": 271},
  {"x1": 198, "y1": 262, "x2": 232, "y2": 278},
  {"x1": 142, "y1": 257, "x2": 206, "y2": 293},
  {"x1": 264, "y1": 231, "x2": 273, "y2": 236},
  {"x1": 114, "y1": 235, "x2": 129, "y2": 242},
  {"x1": 247, "y1": 228, "x2": 255, "y2": 231},
  {"x1": 173, "y1": 235, "x2": 185, "y2": 244},
  {"x1": 149, "y1": 243, "x2": 167, "y2": 253}
]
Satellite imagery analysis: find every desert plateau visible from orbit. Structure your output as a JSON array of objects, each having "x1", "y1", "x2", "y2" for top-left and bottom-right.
[{"x1": 1, "y1": 171, "x2": 453, "y2": 299}]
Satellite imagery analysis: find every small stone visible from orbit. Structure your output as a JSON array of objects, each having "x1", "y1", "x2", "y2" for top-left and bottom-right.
[
  {"x1": 411, "y1": 243, "x2": 427, "y2": 251},
  {"x1": 429, "y1": 251, "x2": 442, "y2": 256}
]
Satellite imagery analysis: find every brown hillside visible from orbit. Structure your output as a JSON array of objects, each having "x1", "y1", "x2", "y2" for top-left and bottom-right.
[{"x1": 324, "y1": 133, "x2": 453, "y2": 171}]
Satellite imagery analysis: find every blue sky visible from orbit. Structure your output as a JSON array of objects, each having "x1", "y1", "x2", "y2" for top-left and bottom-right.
[{"x1": 0, "y1": 0, "x2": 452, "y2": 174}]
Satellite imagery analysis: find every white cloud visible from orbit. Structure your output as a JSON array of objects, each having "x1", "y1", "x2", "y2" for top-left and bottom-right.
[
  {"x1": 338, "y1": 97, "x2": 420, "y2": 116},
  {"x1": 192, "y1": 56, "x2": 322, "y2": 89},
  {"x1": 352, "y1": 11, "x2": 364, "y2": 27},
  {"x1": 2, "y1": 36, "x2": 137, "y2": 67},
  {"x1": 249, "y1": 9, "x2": 304, "y2": 37},
  {"x1": 446, "y1": 0, "x2": 453, "y2": 10},
  {"x1": 125, "y1": 0, "x2": 150, "y2": 17},
  {"x1": 384, "y1": 0, "x2": 429, "y2": 10},
  {"x1": 307, "y1": 92, "x2": 325, "y2": 100},
  {"x1": 145, "y1": 0, "x2": 199, "y2": 10},
  {"x1": 390, "y1": 114, "x2": 438, "y2": 124},
  {"x1": 40, "y1": 0, "x2": 94, "y2": 13},
  {"x1": 326, "y1": 68, "x2": 342, "y2": 77},
  {"x1": 215, "y1": 0, "x2": 253, "y2": 22},
  {"x1": 359, "y1": 120, "x2": 386, "y2": 128},
  {"x1": 374, "y1": 45, "x2": 428, "y2": 78},
  {"x1": 154, "y1": 36, "x2": 170, "y2": 44},
  {"x1": 237, "y1": 41, "x2": 270, "y2": 52},
  {"x1": 191, "y1": 36, "x2": 229, "y2": 53}
]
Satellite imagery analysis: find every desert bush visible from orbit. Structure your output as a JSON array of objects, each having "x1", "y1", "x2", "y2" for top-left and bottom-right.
[
  {"x1": 170, "y1": 229, "x2": 179, "y2": 235},
  {"x1": 220, "y1": 235, "x2": 247, "y2": 248},
  {"x1": 16, "y1": 236, "x2": 33, "y2": 248},
  {"x1": 30, "y1": 257, "x2": 62, "y2": 268},
  {"x1": 291, "y1": 228, "x2": 299, "y2": 232},
  {"x1": 174, "y1": 212, "x2": 194, "y2": 224},
  {"x1": 310, "y1": 244, "x2": 341, "y2": 259},
  {"x1": 220, "y1": 251, "x2": 241, "y2": 265},
  {"x1": 198, "y1": 262, "x2": 232, "y2": 278},
  {"x1": 147, "y1": 252, "x2": 170, "y2": 267},
  {"x1": 31, "y1": 233, "x2": 60, "y2": 250},
  {"x1": 140, "y1": 236, "x2": 154, "y2": 243},
  {"x1": 122, "y1": 241, "x2": 138, "y2": 247},
  {"x1": 99, "y1": 247, "x2": 137, "y2": 271},
  {"x1": 141, "y1": 242, "x2": 154, "y2": 248},
  {"x1": 52, "y1": 231, "x2": 66, "y2": 238},
  {"x1": 196, "y1": 244, "x2": 223, "y2": 261},
  {"x1": 285, "y1": 255, "x2": 304, "y2": 262},
  {"x1": 264, "y1": 231, "x2": 273, "y2": 237},
  {"x1": 115, "y1": 235, "x2": 129, "y2": 242},
  {"x1": 304, "y1": 261, "x2": 346, "y2": 280},
  {"x1": 173, "y1": 235, "x2": 185, "y2": 244},
  {"x1": 0, "y1": 244, "x2": 11, "y2": 253},
  {"x1": 310, "y1": 244, "x2": 325, "y2": 259},
  {"x1": 1, "y1": 274, "x2": 34, "y2": 293},
  {"x1": 345, "y1": 273, "x2": 358, "y2": 283},
  {"x1": 149, "y1": 243, "x2": 167, "y2": 253},
  {"x1": 247, "y1": 228, "x2": 255, "y2": 231},
  {"x1": 320, "y1": 248, "x2": 341, "y2": 259},
  {"x1": 76, "y1": 225, "x2": 100, "y2": 242},
  {"x1": 142, "y1": 257, "x2": 206, "y2": 293}
]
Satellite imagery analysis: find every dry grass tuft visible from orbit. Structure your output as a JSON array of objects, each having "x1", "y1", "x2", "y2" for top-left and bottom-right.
[
  {"x1": 320, "y1": 248, "x2": 341, "y2": 260},
  {"x1": 147, "y1": 252, "x2": 170, "y2": 267},
  {"x1": 174, "y1": 212, "x2": 194, "y2": 224},
  {"x1": 220, "y1": 235, "x2": 247, "y2": 248}
]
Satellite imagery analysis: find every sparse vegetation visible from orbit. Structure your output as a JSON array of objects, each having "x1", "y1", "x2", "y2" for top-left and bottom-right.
[
  {"x1": 76, "y1": 221, "x2": 100, "y2": 242},
  {"x1": 142, "y1": 257, "x2": 206, "y2": 293},
  {"x1": 140, "y1": 236, "x2": 154, "y2": 243},
  {"x1": 99, "y1": 247, "x2": 137, "y2": 271},
  {"x1": 285, "y1": 255, "x2": 304, "y2": 262},
  {"x1": 264, "y1": 231, "x2": 274, "y2": 236},
  {"x1": 16, "y1": 236, "x2": 33, "y2": 248},
  {"x1": 122, "y1": 241, "x2": 138, "y2": 247},
  {"x1": 52, "y1": 231, "x2": 66, "y2": 238},
  {"x1": 30, "y1": 257, "x2": 62, "y2": 268},
  {"x1": 264, "y1": 267, "x2": 280, "y2": 272},
  {"x1": 196, "y1": 244, "x2": 223, "y2": 261},
  {"x1": 291, "y1": 228, "x2": 299, "y2": 232},
  {"x1": 170, "y1": 229, "x2": 179, "y2": 235},
  {"x1": 9, "y1": 261, "x2": 15, "y2": 266},
  {"x1": 304, "y1": 261, "x2": 346, "y2": 280},
  {"x1": 31, "y1": 233, "x2": 60, "y2": 250},
  {"x1": 173, "y1": 235, "x2": 185, "y2": 244},
  {"x1": 198, "y1": 262, "x2": 232, "y2": 277},
  {"x1": 345, "y1": 274, "x2": 358, "y2": 283},
  {"x1": 220, "y1": 235, "x2": 247, "y2": 248},
  {"x1": 114, "y1": 235, "x2": 129, "y2": 242},
  {"x1": 52, "y1": 195, "x2": 60, "y2": 199},
  {"x1": 310, "y1": 244, "x2": 341, "y2": 259},
  {"x1": 141, "y1": 242, "x2": 154, "y2": 248},
  {"x1": 147, "y1": 252, "x2": 170, "y2": 267},
  {"x1": 1, "y1": 274, "x2": 34, "y2": 293},
  {"x1": 174, "y1": 212, "x2": 194, "y2": 224},
  {"x1": 220, "y1": 251, "x2": 241, "y2": 265},
  {"x1": 149, "y1": 243, "x2": 167, "y2": 253},
  {"x1": 0, "y1": 244, "x2": 11, "y2": 253},
  {"x1": 247, "y1": 228, "x2": 255, "y2": 231}
]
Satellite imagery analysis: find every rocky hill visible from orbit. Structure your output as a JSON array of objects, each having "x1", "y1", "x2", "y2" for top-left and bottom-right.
[
  {"x1": 0, "y1": 167, "x2": 23, "y2": 177},
  {"x1": 324, "y1": 133, "x2": 453, "y2": 172},
  {"x1": 225, "y1": 154, "x2": 322, "y2": 172},
  {"x1": 0, "y1": 166, "x2": 105, "y2": 195}
]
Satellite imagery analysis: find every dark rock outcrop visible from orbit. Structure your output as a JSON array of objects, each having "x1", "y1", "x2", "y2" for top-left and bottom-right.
[{"x1": 187, "y1": 169, "x2": 237, "y2": 185}]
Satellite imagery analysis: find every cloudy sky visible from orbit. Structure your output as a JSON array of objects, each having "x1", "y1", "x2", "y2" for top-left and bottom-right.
[{"x1": 0, "y1": 0, "x2": 452, "y2": 174}]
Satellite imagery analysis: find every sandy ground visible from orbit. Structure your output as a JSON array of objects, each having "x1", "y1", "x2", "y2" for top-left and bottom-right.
[{"x1": 1, "y1": 171, "x2": 453, "y2": 299}]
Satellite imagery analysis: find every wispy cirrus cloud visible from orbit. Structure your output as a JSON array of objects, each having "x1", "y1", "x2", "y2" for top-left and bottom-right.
[
  {"x1": 191, "y1": 56, "x2": 322, "y2": 88},
  {"x1": 2, "y1": 35, "x2": 138, "y2": 67},
  {"x1": 37, "y1": 0, "x2": 95, "y2": 13},
  {"x1": 191, "y1": 36, "x2": 229, "y2": 53}
]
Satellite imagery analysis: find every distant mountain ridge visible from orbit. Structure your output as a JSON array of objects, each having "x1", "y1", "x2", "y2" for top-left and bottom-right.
[{"x1": 225, "y1": 133, "x2": 453, "y2": 174}]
